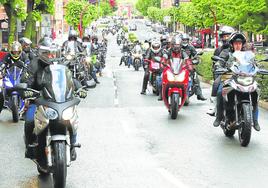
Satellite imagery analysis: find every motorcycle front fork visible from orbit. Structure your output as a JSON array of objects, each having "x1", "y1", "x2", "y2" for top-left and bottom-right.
[{"x1": 45, "y1": 128, "x2": 71, "y2": 167}]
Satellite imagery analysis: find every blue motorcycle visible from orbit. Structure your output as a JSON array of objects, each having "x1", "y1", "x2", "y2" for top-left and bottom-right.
[{"x1": 0, "y1": 60, "x2": 28, "y2": 122}]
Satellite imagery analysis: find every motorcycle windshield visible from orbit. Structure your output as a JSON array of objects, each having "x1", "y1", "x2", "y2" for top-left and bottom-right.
[
  {"x1": 43, "y1": 64, "x2": 74, "y2": 103},
  {"x1": 5, "y1": 65, "x2": 23, "y2": 86},
  {"x1": 171, "y1": 58, "x2": 182, "y2": 75},
  {"x1": 231, "y1": 51, "x2": 258, "y2": 76}
]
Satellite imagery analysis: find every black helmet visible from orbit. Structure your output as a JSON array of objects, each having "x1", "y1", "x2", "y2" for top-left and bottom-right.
[
  {"x1": 19, "y1": 37, "x2": 32, "y2": 52},
  {"x1": 160, "y1": 34, "x2": 168, "y2": 43},
  {"x1": 82, "y1": 34, "x2": 90, "y2": 42},
  {"x1": 228, "y1": 32, "x2": 246, "y2": 45},
  {"x1": 9, "y1": 41, "x2": 22, "y2": 60},
  {"x1": 68, "y1": 30, "x2": 78, "y2": 41},
  {"x1": 38, "y1": 37, "x2": 59, "y2": 64}
]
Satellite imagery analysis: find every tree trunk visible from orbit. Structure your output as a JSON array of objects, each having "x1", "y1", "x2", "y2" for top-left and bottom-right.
[
  {"x1": 4, "y1": 3, "x2": 17, "y2": 46},
  {"x1": 24, "y1": 0, "x2": 35, "y2": 40}
]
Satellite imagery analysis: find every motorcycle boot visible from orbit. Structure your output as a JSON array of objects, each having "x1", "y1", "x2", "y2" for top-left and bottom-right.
[
  {"x1": 207, "y1": 97, "x2": 217, "y2": 116},
  {"x1": 194, "y1": 76, "x2": 207, "y2": 101},
  {"x1": 253, "y1": 107, "x2": 260, "y2": 131},
  {"x1": 141, "y1": 71, "x2": 149, "y2": 95},
  {"x1": 213, "y1": 94, "x2": 223, "y2": 127},
  {"x1": 158, "y1": 86, "x2": 163, "y2": 101}
]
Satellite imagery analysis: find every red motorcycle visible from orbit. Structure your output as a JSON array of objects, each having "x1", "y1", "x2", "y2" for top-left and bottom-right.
[
  {"x1": 144, "y1": 57, "x2": 165, "y2": 95},
  {"x1": 162, "y1": 56, "x2": 190, "y2": 119}
]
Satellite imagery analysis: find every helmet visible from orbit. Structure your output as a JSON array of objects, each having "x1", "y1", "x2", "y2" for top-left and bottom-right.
[
  {"x1": 92, "y1": 35, "x2": 98, "y2": 42},
  {"x1": 82, "y1": 34, "x2": 90, "y2": 42},
  {"x1": 228, "y1": 32, "x2": 246, "y2": 45},
  {"x1": 68, "y1": 30, "x2": 77, "y2": 41},
  {"x1": 219, "y1": 26, "x2": 235, "y2": 38},
  {"x1": 151, "y1": 38, "x2": 161, "y2": 54},
  {"x1": 10, "y1": 41, "x2": 22, "y2": 60},
  {"x1": 171, "y1": 36, "x2": 182, "y2": 52},
  {"x1": 38, "y1": 37, "x2": 59, "y2": 63},
  {"x1": 181, "y1": 34, "x2": 190, "y2": 47},
  {"x1": 160, "y1": 34, "x2": 168, "y2": 43},
  {"x1": 19, "y1": 37, "x2": 32, "y2": 52}
]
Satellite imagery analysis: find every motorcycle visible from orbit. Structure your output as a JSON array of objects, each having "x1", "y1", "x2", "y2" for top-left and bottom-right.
[
  {"x1": 0, "y1": 60, "x2": 29, "y2": 122},
  {"x1": 117, "y1": 35, "x2": 122, "y2": 45},
  {"x1": 24, "y1": 60, "x2": 82, "y2": 187},
  {"x1": 212, "y1": 51, "x2": 268, "y2": 146},
  {"x1": 120, "y1": 51, "x2": 130, "y2": 66},
  {"x1": 144, "y1": 56, "x2": 165, "y2": 95},
  {"x1": 162, "y1": 57, "x2": 190, "y2": 119},
  {"x1": 132, "y1": 52, "x2": 142, "y2": 71}
]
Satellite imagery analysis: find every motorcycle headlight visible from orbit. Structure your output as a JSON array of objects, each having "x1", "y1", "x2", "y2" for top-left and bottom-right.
[
  {"x1": 62, "y1": 106, "x2": 75, "y2": 120},
  {"x1": 85, "y1": 57, "x2": 91, "y2": 63},
  {"x1": 167, "y1": 71, "x2": 186, "y2": 82},
  {"x1": 5, "y1": 79, "x2": 13, "y2": 87},
  {"x1": 236, "y1": 76, "x2": 254, "y2": 86},
  {"x1": 66, "y1": 55, "x2": 73, "y2": 60},
  {"x1": 44, "y1": 106, "x2": 58, "y2": 120}
]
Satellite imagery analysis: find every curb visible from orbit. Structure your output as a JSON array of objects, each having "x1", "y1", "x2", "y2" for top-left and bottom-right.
[{"x1": 200, "y1": 76, "x2": 268, "y2": 111}]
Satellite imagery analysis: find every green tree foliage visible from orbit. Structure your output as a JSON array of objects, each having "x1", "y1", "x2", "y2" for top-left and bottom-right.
[
  {"x1": 137, "y1": 0, "x2": 268, "y2": 35},
  {"x1": 136, "y1": 0, "x2": 160, "y2": 16},
  {"x1": 99, "y1": 1, "x2": 113, "y2": 17},
  {"x1": 66, "y1": 0, "x2": 114, "y2": 30}
]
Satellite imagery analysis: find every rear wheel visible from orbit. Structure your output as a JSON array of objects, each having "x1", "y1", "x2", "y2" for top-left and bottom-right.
[
  {"x1": 53, "y1": 141, "x2": 67, "y2": 188},
  {"x1": 11, "y1": 95, "x2": 19, "y2": 122},
  {"x1": 239, "y1": 103, "x2": 252, "y2": 147},
  {"x1": 170, "y1": 93, "x2": 179, "y2": 119}
]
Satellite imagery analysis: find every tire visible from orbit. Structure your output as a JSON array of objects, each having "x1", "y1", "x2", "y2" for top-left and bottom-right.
[
  {"x1": 53, "y1": 141, "x2": 67, "y2": 188},
  {"x1": 170, "y1": 93, "x2": 179, "y2": 119},
  {"x1": 239, "y1": 103, "x2": 252, "y2": 147},
  {"x1": 11, "y1": 95, "x2": 19, "y2": 122}
]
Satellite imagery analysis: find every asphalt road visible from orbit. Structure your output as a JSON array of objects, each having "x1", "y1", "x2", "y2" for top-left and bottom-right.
[{"x1": 0, "y1": 19, "x2": 268, "y2": 188}]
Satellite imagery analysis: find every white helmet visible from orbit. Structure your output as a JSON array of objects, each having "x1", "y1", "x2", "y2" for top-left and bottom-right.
[
  {"x1": 151, "y1": 38, "x2": 161, "y2": 54},
  {"x1": 219, "y1": 26, "x2": 235, "y2": 37}
]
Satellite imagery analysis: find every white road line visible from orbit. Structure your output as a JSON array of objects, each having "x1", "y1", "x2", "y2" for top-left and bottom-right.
[{"x1": 157, "y1": 168, "x2": 189, "y2": 188}]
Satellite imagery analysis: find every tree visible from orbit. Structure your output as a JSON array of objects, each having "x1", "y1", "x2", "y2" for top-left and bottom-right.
[
  {"x1": 0, "y1": 0, "x2": 27, "y2": 45},
  {"x1": 99, "y1": 1, "x2": 113, "y2": 17},
  {"x1": 136, "y1": 0, "x2": 160, "y2": 16},
  {"x1": 65, "y1": 0, "x2": 98, "y2": 31}
]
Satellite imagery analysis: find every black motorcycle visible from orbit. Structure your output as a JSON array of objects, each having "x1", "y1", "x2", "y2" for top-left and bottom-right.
[{"x1": 24, "y1": 61, "x2": 84, "y2": 188}]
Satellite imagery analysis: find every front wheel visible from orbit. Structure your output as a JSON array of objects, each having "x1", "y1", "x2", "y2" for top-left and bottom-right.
[
  {"x1": 239, "y1": 103, "x2": 252, "y2": 147},
  {"x1": 11, "y1": 95, "x2": 19, "y2": 122},
  {"x1": 53, "y1": 141, "x2": 67, "y2": 188},
  {"x1": 170, "y1": 93, "x2": 179, "y2": 119}
]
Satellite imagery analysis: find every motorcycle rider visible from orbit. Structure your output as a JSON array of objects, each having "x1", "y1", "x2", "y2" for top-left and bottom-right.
[
  {"x1": 62, "y1": 30, "x2": 84, "y2": 54},
  {"x1": 24, "y1": 37, "x2": 87, "y2": 162},
  {"x1": 207, "y1": 26, "x2": 235, "y2": 116},
  {"x1": 82, "y1": 34, "x2": 100, "y2": 84},
  {"x1": 213, "y1": 32, "x2": 260, "y2": 131},
  {"x1": 19, "y1": 37, "x2": 37, "y2": 61},
  {"x1": 0, "y1": 41, "x2": 30, "y2": 113},
  {"x1": 181, "y1": 33, "x2": 206, "y2": 101},
  {"x1": 140, "y1": 38, "x2": 167, "y2": 99}
]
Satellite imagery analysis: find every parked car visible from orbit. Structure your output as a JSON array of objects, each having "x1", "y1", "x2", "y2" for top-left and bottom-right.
[
  {"x1": 129, "y1": 24, "x2": 137, "y2": 31},
  {"x1": 145, "y1": 21, "x2": 152, "y2": 26},
  {"x1": 191, "y1": 38, "x2": 202, "y2": 48}
]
